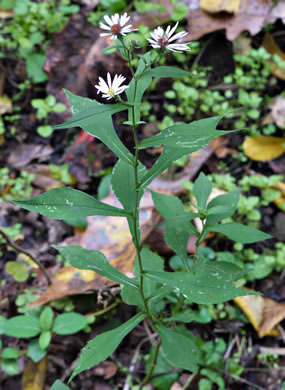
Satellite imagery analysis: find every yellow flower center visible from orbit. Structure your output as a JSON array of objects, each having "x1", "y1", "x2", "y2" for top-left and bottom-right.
[{"x1": 108, "y1": 88, "x2": 115, "y2": 96}]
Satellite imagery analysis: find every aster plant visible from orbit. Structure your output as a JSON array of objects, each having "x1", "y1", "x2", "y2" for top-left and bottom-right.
[{"x1": 15, "y1": 14, "x2": 271, "y2": 390}]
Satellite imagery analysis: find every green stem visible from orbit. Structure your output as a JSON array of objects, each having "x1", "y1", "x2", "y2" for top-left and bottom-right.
[
  {"x1": 139, "y1": 339, "x2": 161, "y2": 389},
  {"x1": 172, "y1": 294, "x2": 184, "y2": 315},
  {"x1": 130, "y1": 88, "x2": 150, "y2": 316}
]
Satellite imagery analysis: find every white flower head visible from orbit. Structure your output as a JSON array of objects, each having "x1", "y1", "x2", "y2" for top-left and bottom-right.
[
  {"x1": 99, "y1": 13, "x2": 137, "y2": 40},
  {"x1": 95, "y1": 72, "x2": 129, "y2": 100},
  {"x1": 147, "y1": 22, "x2": 191, "y2": 52}
]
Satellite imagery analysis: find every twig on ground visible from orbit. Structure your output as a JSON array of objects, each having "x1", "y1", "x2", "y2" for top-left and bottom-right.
[{"x1": 123, "y1": 331, "x2": 158, "y2": 390}]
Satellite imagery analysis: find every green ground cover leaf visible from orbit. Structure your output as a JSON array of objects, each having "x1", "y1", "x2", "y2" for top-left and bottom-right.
[
  {"x1": 4, "y1": 316, "x2": 41, "y2": 338},
  {"x1": 53, "y1": 313, "x2": 87, "y2": 335}
]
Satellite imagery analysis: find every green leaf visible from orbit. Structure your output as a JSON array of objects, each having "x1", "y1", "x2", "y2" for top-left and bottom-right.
[
  {"x1": 139, "y1": 115, "x2": 237, "y2": 188},
  {"x1": 112, "y1": 159, "x2": 146, "y2": 212},
  {"x1": 14, "y1": 187, "x2": 131, "y2": 219},
  {"x1": 138, "y1": 114, "x2": 236, "y2": 150},
  {"x1": 40, "y1": 307, "x2": 54, "y2": 331},
  {"x1": 205, "y1": 190, "x2": 240, "y2": 226},
  {"x1": 55, "y1": 245, "x2": 138, "y2": 288},
  {"x1": 69, "y1": 311, "x2": 146, "y2": 381},
  {"x1": 208, "y1": 223, "x2": 272, "y2": 243},
  {"x1": 1, "y1": 347, "x2": 20, "y2": 359},
  {"x1": 156, "y1": 324, "x2": 198, "y2": 372},
  {"x1": 193, "y1": 173, "x2": 212, "y2": 210},
  {"x1": 50, "y1": 380, "x2": 70, "y2": 390},
  {"x1": 4, "y1": 315, "x2": 41, "y2": 338},
  {"x1": 140, "y1": 66, "x2": 196, "y2": 80},
  {"x1": 0, "y1": 315, "x2": 6, "y2": 335},
  {"x1": 28, "y1": 339, "x2": 47, "y2": 363},
  {"x1": 162, "y1": 310, "x2": 195, "y2": 323},
  {"x1": 144, "y1": 258, "x2": 259, "y2": 304},
  {"x1": 53, "y1": 313, "x2": 87, "y2": 335},
  {"x1": 53, "y1": 102, "x2": 126, "y2": 130},
  {"x1": 151, "y1": 191, "x2": 184, "y2": 217},
  {"x1": 151, "y1": 191, "x2": 198, "y2": 260},
  {"x1": 39, "y1": 330, "x2": 52, "y2": 350},
  {"x1": 1, "y1": 359, "x2": 19, "y2": 375},
  {"x1": 59, "y1": 90, "x2": 134, "y2": 165}
]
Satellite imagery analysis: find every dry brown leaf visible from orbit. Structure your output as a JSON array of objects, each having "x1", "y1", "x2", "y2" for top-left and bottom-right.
[
  {"x1": 0, "y1": 95, "x2": 12, "y2": 115},
  {"x1": 21, "y1": 356, "x2": 48, "y2": 390},
  {"x1": 263, "y1": 32, "x2": 285, "y2": 80},
  {"x1": 266, "y1": 1, "x2": 285, "y2": 26},
  {"x1": 31, "y1": 266, "x2": 117, "y2": 306},
  {"x1": 180, "y1": 0, "x2": 284, "y2": 41},
  {"x1": 8, "y1": 144, "x2": 53, "y2": 168},
  {"x1": 93, "y1": 361, "x2": 117, "y2": 380},
  {"x1": 243, "y1": 135, "x2": 285, "y2": 161},
  {"x1": 269, "y1": 96, "x2": 285, "y2": 128},
  {"x1": 170, "y1": 382, "x2": 183, "y2": 390},
  {"x1": 80, "y1": 0, "x2": 99, "y2": 7},
  {"x1": 0, "y1": 8, "x2": 14, "y2": 18},
  {"x1": 233, "y1": 294, "x2": 285, "y2": 337},
  {"x1": 200, "y1": 0, "x2": 241, "y2": 14}
]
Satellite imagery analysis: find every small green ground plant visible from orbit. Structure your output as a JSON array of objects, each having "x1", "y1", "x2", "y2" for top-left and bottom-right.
[
  {"x1": 12, "y1": 14, "x2": 271, "y2": 389},
  {"x1": 31, "y1": 95, "x2": 67, "y2": 137},
  {"x1": 1, "y1": 307, "x2": 89, "y2": 365},
  {"x1": 0, "y1": 0, "x2": 79, "y2": 82}
]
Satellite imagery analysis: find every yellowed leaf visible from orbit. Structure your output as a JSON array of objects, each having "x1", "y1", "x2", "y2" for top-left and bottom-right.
[
  {"x1": 233, "y1": 294, "x2": 285, "y2": 337},
  {"x1": 200, "y1": 0, "x2": 240, "y2": 14},
  {"x1": 21, "y1": 356, "x2": 47, "y2": 390},
  {"x1": 17, "y1": 252, "x2": 39, "y2": 269},
  {"x1": 263, "y1": 32, "x2": 285, "y2": 80},
  {"x1": 0, "y1": 95, "x2": 12, "y2": 116},
  {"x1": 243, "y1": 136, "x2": 285, "y2": 161},
  {"x1": 30, "y1": 266, "x2": 117, "y2": 306}
]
